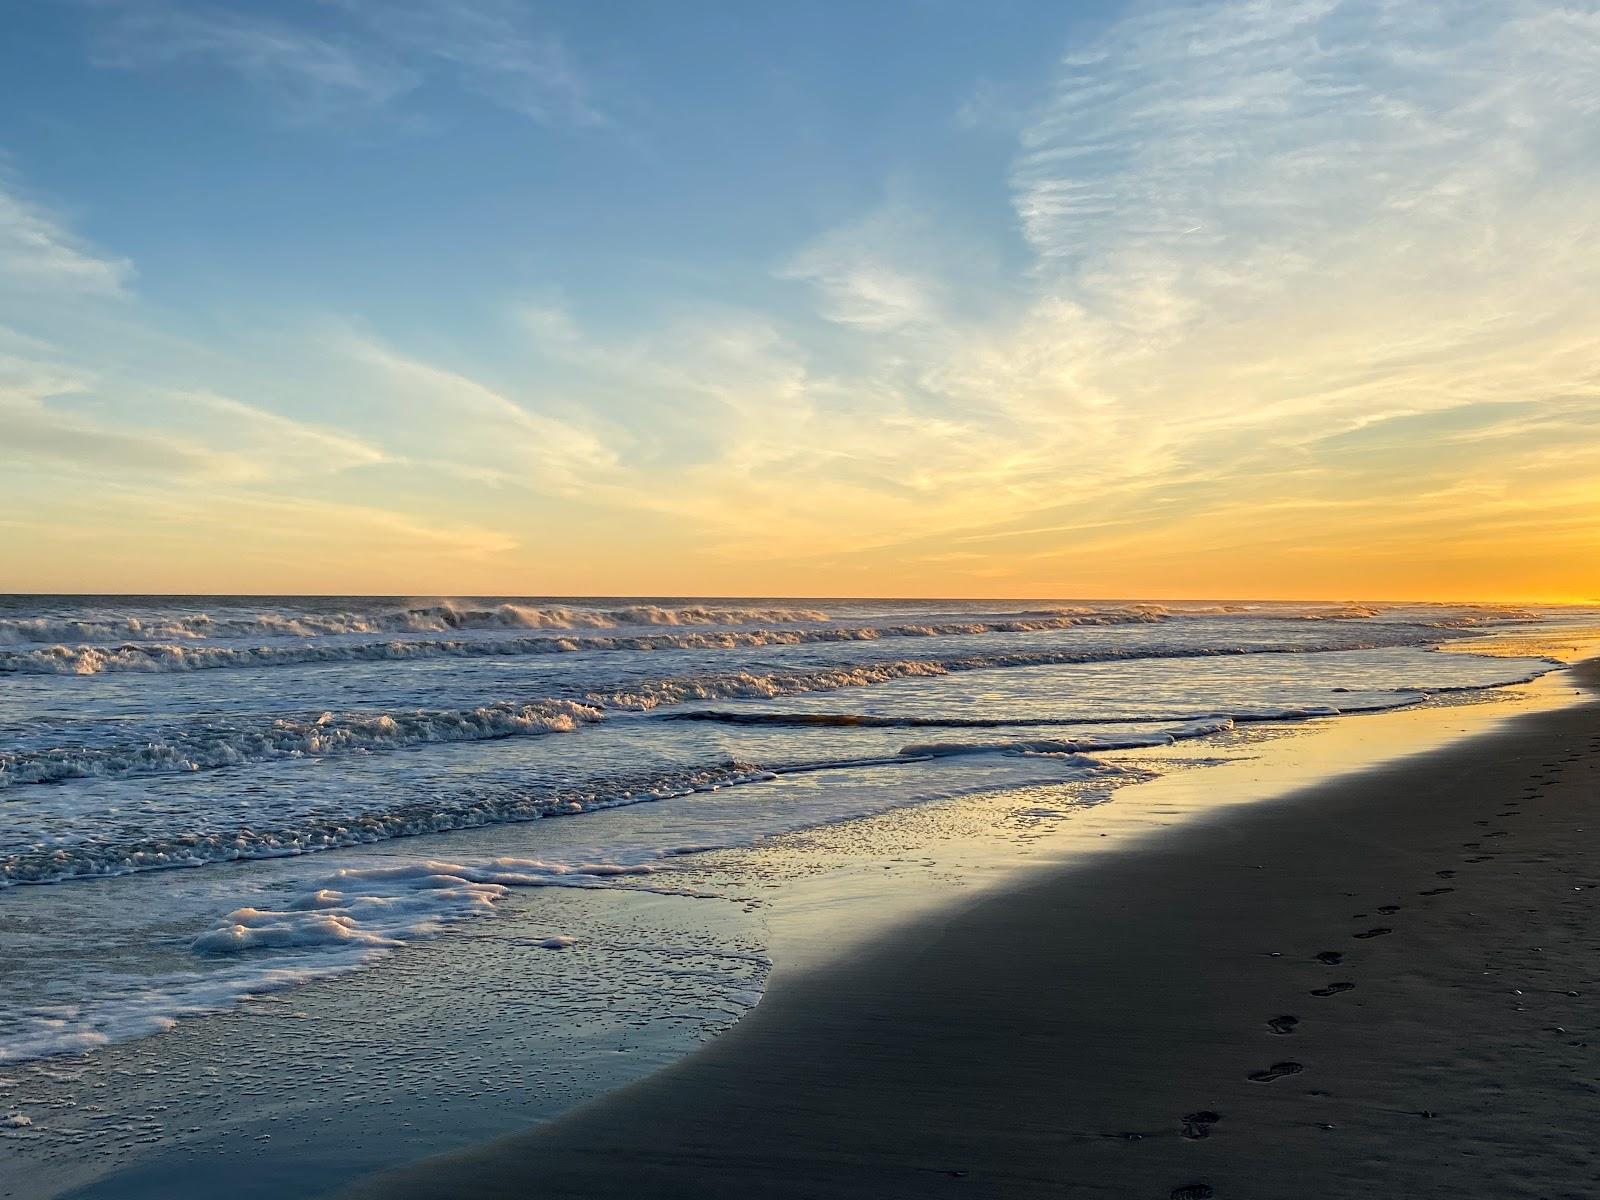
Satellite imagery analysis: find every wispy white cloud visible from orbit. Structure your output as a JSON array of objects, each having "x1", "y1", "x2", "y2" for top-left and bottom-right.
[
  {"x1": 0, "y1": 176, "x2": 132, "y2": 297},
  {"x1": 344, "y1": 336, "x2": 621, "y2": 493},
  {"x1": 670, "y1": 0, "x2": 1600, "y2": 589},
  {"x1": 0, "y1": 339, "x2": 391, "y2": 485},
  {"x1": 781, "y1": 205, "x2": 944, "y2": 331},
  {"x1": 89, "y1": 3, "x2": 415, "y2": 120},
  {"x1": 176, "y1": 390, "x2": 391, "y2": 475},
  {"x1": 88, "y1": 0, "x2": 604, "y2": 127},
  {"x1": 358, "y1": 0, "x2": 606, "y2": 127},
  {"x1": 0, "y1": 351, "x2": 249, "y2": 480}
]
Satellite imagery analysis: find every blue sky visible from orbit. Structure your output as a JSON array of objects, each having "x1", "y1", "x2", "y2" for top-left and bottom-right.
[
  {"x1": 2, "y1": 1, "x2": 1598, "y2": 599},
  {"x1": 5, "y1": 3, "x2": 1051, "y2": 332}
]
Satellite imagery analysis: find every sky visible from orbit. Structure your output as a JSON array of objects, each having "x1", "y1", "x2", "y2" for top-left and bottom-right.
[{"x1": 1, "y1": 0, "x2": 1598, "y2": 601}]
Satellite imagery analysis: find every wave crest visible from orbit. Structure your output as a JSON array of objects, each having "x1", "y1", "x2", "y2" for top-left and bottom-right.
[{"x1": 0, "y1": 602, "x2": 833, "y2": 646}]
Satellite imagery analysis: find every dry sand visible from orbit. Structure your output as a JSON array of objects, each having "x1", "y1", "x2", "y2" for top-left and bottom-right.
[{"x1": 344, "y1": 660, "x2": 1600, "y2": 1200}]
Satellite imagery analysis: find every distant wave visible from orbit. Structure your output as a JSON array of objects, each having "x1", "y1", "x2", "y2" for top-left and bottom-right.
[
  {"x1": 1282, "y1": 604, "x2": 1543, "y2": 628},
  {"x1": 0, "y1": 602, "x2": 1541, "y2": 673},
  {"x1": 1416, "y1": 608, "x2": 1543, "y2": 629},
  {"x1": 0, "y1": 602, "x2": 833, "y2": 646},
  {"x1": 0, "y1": 600, "x2": 1544, "y2": 652},
  {"x1": 0, "y1": 611, "x2": 1175, "y2": 676},
  {"x1": 1280, "y1": 605, "x2": 1384, "y2": 621}
]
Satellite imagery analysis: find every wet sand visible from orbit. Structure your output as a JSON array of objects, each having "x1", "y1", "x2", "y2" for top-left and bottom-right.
[{"x1": 345, "y1": 661, "x2": 1600, "y2": 1200}]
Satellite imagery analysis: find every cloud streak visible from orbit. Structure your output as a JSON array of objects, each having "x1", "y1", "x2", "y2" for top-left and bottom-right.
[
  {"x1": 88, "y1": 0, "x2": 604, "y2": 127},
  {"x1": 0, "y1": 177, "x2": 132, "y2": 297},
  {"x1": 344, "y1": 337, "x2": 621, "y2": 494}
]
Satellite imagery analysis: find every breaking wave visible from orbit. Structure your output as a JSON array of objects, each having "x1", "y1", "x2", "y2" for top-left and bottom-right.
[
  {"x1": 0, "y1": 602, "x2": 833, "y2": 646},
  {"x1": 1, "y1": 611, "x2": 1175, "y2": 676}
]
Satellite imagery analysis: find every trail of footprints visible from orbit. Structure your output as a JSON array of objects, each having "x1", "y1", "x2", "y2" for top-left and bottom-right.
[{"x1": 1166, "y1": 742, "x2": 1591, "y2": 1200}]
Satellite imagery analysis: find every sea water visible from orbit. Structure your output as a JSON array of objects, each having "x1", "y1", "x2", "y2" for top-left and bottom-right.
[{"x1": 0, "y1": 595, "x2": 1588, "y2": 1192}]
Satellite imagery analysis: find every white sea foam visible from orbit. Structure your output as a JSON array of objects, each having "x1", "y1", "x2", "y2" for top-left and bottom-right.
[
  {"x1": 0, "y1": 960, "x2": 377, "y2": 1065},
  {"x1": 1, "y1": 854, "x2": 684, "y2": 1064},
  {"x1": 191, "y1": 858, "x2": 660, "y2": 954}
]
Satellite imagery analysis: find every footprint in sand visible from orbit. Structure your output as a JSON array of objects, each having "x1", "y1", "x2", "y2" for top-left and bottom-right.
[
  {"x1": 1354, "y1": 927, "x2": 1392, "y2": 939},
  {"x1": 1170, "y1": 1185, "x2": 1215, "y2": 1200},
  {"x1": 1314, "y1": 951, "x2": 1344, "y2": 965},
  {"x1": 1181, "y1": 1111, "x2": 1221, "y2": 1140},
  {"x1": 1420, "y1": 887, "x2": 1454, "y2": 896},
  {"x1": 1436, "y1": 870, "x2": 1457, "y2": 878},
  {"x1": 1267, "y1": 1015, "x2": 1299, "y2": 1035},
  {"x1": 1312, "y1": 981, "x2": 1355, "y2": 997},
  {"x1": 1248, "y1": 1061, "x2": 1303, "y2": 1083},
  {"x1": 1377, "y1": 905, "x2": 1401, "y2": 915}
]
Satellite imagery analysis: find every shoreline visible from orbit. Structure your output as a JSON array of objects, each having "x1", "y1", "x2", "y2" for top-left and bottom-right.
[{"x1": 345, "y1": 659, "x2": 1600, "y2": 1199}]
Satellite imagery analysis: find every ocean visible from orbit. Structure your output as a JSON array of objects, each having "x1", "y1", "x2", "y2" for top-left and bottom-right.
[{"x1": 0, "y1": 594, "x2": 1590, "y2": 1192}]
